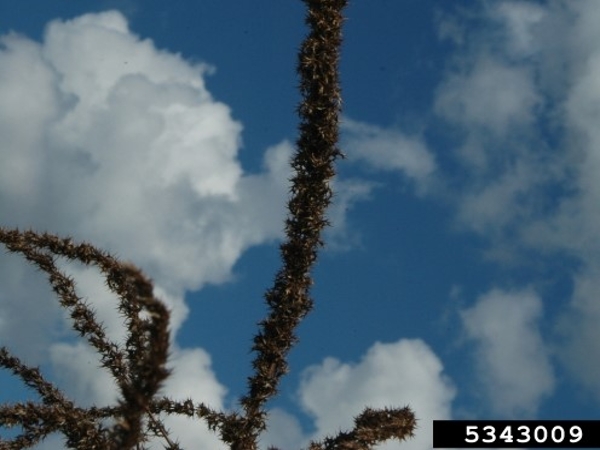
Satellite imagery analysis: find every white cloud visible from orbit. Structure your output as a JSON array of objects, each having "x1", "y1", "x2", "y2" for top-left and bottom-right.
[
  {"x1": 0, "y1": 255, "x2": 64, "y2": 361},
  {"x1": 341, "y1": 117, "x2": 436, "y2": 193},
  {"x1": 492, "y1": 1, "x2": 547, "y2": 59},
  {"x1": 260, "y1": 408, "x2": 306, "y2": 450},
  {"x1": 555, "y1": 268, "x2": 600, "y2": 402},
  {"x1": 149, "y1": 347, "x2": 228, "y2": 450},
  {"x1": 0, "y1": 10, "x2": 250, "y2": 292},
  {"x1": 0, "y1": 33, "x2": 61, "y2": 208},
  {"x1": 431, "y1": 2, "x2": 600, "y2": 404},
  {"x1": 297, "y1": 339, "x2": 455, "y2": 450},
  {"x1": 457, "y1": 2, "x2": 600, "y2": 402},
  {"x1": 429, "y1": 6, "x2": 557, "y2": 261},
  {"x1": 433, "y1": 0, "x2": 600, "y2": 255},
  {"x1": 164, "y1": 347, "x2": 227, "y2": 410},
  {"x1": 454, "y1": 161, "x2": 533, "y2": 236},
  {"x1": 324, "y1": 177, "x2": 373, "y2": 250},
  {"x1": 0, "y1": 9, "x2": 291, "y2": 345},
  {"x1": 50, "y1": 341, "x2": 120, "y2": 407},
  {"x1": 435, "y1": 57, "x2": 541, "y2": 137},
  {"x1": 460, "y1": 288, "x2": 555, "y2": 417},
  {"x1": 48, "y1": 343, "x2": 228, "y2": 449}
]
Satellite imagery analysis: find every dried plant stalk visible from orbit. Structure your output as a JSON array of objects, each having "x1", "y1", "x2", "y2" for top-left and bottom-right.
[
  {"x1": 238, "y1": 0, "x2": 350, "y2": 442},
  {"x1": 0, "y1": 1, "x2": 416, "y2": 449}
]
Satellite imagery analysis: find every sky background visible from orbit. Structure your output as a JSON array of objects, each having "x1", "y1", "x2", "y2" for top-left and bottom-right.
[{"x1": 0, "y1": 1, "x2": 599, "y2": 449}]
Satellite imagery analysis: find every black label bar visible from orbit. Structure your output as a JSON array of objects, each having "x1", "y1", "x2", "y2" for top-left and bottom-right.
[{"x1": 433, "y1": 420, "x2": 600, "y2": 448}]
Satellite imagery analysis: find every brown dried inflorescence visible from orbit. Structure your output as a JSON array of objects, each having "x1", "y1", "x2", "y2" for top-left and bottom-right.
[{"x1": 0, "y1": 1, "x2": 416, "y2": 449}]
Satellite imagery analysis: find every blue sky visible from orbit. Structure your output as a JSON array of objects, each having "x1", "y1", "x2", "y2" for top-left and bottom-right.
[{"x1": 0, "y1": 1, "x2": 599, "y2": 449}]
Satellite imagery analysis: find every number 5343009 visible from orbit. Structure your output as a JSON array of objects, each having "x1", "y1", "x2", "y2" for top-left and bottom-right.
[{"x1": 465, "y1": 424, "x2": 583, "y2": 444}]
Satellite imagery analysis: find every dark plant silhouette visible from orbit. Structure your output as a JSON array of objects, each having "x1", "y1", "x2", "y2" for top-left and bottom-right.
[{"x1": 0, "y1": 1, "x2": 416, "y2": 449}]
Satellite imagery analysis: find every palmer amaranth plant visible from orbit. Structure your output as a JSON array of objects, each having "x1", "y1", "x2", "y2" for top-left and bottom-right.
[{"x1": 0, "y1": 1, "x2": 416, "y2": 449}]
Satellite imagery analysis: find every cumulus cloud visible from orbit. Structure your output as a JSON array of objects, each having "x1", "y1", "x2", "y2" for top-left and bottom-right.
[
  {"x1": 460, "y1": 289, "x2": 555, "y2": 417},
  {"x1": 525, "y1": 6, "x2": 600, "y2": 394},
  {"x1": 434, "y1": 0, "x2": 600, "y2": 253},
  {"x1": 294, "y1": 339, "x2": 455, "y2": 450},
  {"x1": 0, "y1": 8, "x2": 278, "y2": 352},
  {"x1": 1, "y1": 11, "x2": 254, "y2": 292},
  {"x1": 0, "y1": 10, "x2": 283, "y2": 446},
  {"x1": 433, "y1": 0, "x2": 600, "y2": 401},
  {"x1": 433, "y1": 2, "x2": 552, "y2": 224},
  {"x1": 0, "y1": 9, "x2": 380, "y2": 449}
]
